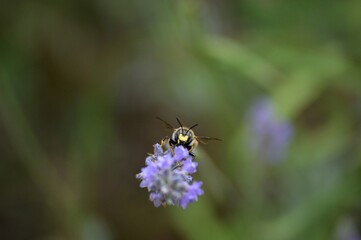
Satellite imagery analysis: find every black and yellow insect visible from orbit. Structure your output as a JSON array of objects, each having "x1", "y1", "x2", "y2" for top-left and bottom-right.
[{"x1": 156, "y1": 117, "x2": 221, "y2": 157}]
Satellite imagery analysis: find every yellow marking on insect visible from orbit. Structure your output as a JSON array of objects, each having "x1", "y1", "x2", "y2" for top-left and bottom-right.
[{"x1": 178, "y1": 134, "x2": 189, "y2": 142}]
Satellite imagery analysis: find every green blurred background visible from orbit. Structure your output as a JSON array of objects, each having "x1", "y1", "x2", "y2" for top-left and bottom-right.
[{"x1": 1, "y1": 0, "x2": 361, "y2": 239}]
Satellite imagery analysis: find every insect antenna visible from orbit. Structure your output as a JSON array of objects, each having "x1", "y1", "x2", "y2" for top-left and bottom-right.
[
  {"x1": 176, "y1": 118, "x2": 184, "y2": 132},
  {"x1": 186, "y1": 123, "x2": 198, "y2": 134},
  {"x1": 155, "y1": 117, "x2": 174, "y2": 130}
]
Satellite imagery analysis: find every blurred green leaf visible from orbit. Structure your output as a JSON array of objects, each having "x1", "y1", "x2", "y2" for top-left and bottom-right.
[
  {"x1": 171, "y1": 197, "x2": 238, "y2": 240},
  {"x1": 198, "y1": 36, "x2": 282, "y2": 89}
]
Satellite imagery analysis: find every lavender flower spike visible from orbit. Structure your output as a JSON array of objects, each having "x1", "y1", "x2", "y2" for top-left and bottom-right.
[
  {"x1": 136, "y1": 144, "x2": 203, "y2": 209},
  {"x1": 247, "y1": 98, "x2": 293, "y2": 163}
]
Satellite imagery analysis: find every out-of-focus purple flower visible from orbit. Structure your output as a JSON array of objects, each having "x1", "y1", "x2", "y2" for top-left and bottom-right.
[
  {"x1": 136, "y1": 144, "x2": 203, "y2": 208},
  {"x1": 335, "y1": 217, "x2": 361, "y2": 240},
  {"x1": 247, "y1": 98, "x2": 293, "y2": 163}
]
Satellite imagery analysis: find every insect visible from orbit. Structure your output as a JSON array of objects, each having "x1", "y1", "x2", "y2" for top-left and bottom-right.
[{"x1": 156, "y1": 117, "x2": 221, "y2": 157}]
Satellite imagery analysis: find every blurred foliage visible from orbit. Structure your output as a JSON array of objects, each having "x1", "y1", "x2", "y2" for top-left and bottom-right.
[{"x1": 1, "y1": 0, "x2": 361, "y2": 239}]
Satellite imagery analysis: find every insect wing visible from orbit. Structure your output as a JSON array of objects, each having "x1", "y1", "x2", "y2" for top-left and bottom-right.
[{"x1": 196, "y1": 136, "x2": 221, "y2": 144}]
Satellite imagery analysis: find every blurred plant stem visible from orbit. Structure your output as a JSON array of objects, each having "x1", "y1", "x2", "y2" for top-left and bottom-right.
[
  {"x1": 196, "y1": 147, "x2": 237, "y2": 205},
  {"x1": 67, "y1": 90, "x2": 113, "y2": 204},
  {"x1": 0, "y1": 72, "x2": 85, "y2": 239},
  {"x1": 261, "y1": 169, "x2": 361, "y2": 240},
  {"x1": 171, "y1": 196, "x2": 239, "y2": 240}
]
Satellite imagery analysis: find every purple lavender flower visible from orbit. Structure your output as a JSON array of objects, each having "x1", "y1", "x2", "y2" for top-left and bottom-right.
[
  {"x1": 136, "y1": 144, "x2": 203, "y2": 208},
  {"x1": 247, "y1": 98, "x2": 293, "y2": 163},
  {"x1": 335, "y1": 217, "x2": 361, "y2": 240}
]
